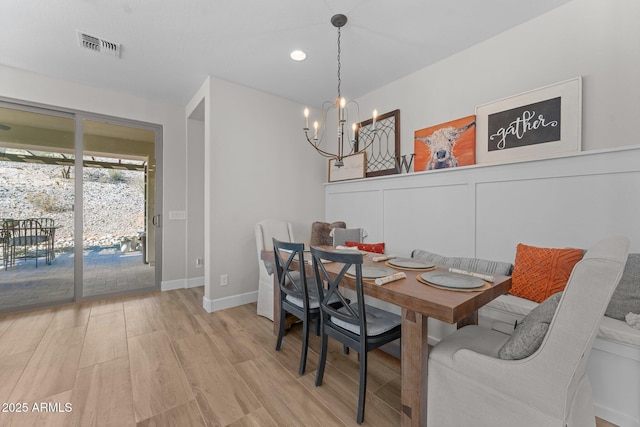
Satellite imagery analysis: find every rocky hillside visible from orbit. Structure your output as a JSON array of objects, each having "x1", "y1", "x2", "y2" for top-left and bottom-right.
[{"x1": 0, "y1": 161, "x2": 145, "y2": 249}]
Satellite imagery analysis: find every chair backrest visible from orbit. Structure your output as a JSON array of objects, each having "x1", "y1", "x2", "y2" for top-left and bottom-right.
[
  {"x1": 10, "y1": 219, "x2": 48, "y2": 246},
  {"x1": 411, "y1": 248, "x2": 513, "y2": 276},
  {"x1": 1, "y1": 220, "x2": 14, "y2": 235},
  {"x1": 310, "y1": 247, "x2": 365, "y2": 335},
  {"x1": 520, "y1": 236, "x2": 629, "y2": 418},
  {"x1": 35, "y1": 217, "x2": 55, "y2": 228},
  {"x1": 332, "y1": 228, "x2": 364, "y2": 247},
  {"x1": 273, "y1": 239, "x2": 309, "y2": 307},
  {"x1": 255, "y1": 219, "x2": 294, "y2": 256}
]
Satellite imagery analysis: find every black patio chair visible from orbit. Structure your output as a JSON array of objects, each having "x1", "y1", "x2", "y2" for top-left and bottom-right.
[{"x1": 6, "y1": 219, "x2": 52, "y2": 268}]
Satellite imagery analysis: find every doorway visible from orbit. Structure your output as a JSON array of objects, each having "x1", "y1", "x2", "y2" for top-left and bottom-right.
[
  {"x1": 0, "y1": 105, "x2": 75, "y2": 311},
  {"x1": 80, "y1": 118, "x2": 158, "y2": 298},
  {"x1": 0, "y1": 101, "x2": 162, "y2": 313}
]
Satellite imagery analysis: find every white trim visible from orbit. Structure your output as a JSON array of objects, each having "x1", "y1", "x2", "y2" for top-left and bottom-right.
[
  {"x1": 161, "y1": 278, "x2": 186, "y2": 291},
  {"x1": 202, "y1": 291, "x2": 258, "y2": 313},
  {"x1": 186, "y1": 276, "x2": 204, "y2": 288},
  {"x1": 324, "y1": 143, "x2": 640, "y2": 186},
  {"x1": 594, "y1": 405, "x2": 639, "y2": 427},
  {"x1": 161, "y1": 277, "x2": 204, "y2": 291}
]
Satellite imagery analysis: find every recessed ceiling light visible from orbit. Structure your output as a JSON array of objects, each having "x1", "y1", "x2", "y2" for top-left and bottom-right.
[{"x1": 290, "y1": 50, "x2": 307, "y2": 61}]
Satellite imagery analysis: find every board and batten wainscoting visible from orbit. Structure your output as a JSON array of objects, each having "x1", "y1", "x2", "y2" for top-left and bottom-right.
[{"x1": 325, "y1": 145, "x2": 640, "y2": 427}]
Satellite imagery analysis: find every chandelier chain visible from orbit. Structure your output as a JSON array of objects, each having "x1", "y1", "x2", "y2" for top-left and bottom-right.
[{"x1": 336, "y1": 27, "x2": 341, "y2": 98}]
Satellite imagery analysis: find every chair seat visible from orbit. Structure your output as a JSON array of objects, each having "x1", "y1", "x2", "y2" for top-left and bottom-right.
[
  {"x1": 429, "y1": 325, "x2": 510, "y2": 368},
  {"x1": 286, "y1": 286, "x2": 340, "y2": 309},
  {"x1": 11, "y1": 235, "x2": 48, "y2": 246},
  {"x1": 331, "y1": 303, "x2": 401, "y2": 336}
]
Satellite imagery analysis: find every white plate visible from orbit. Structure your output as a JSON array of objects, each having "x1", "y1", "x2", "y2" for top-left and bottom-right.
[
  {"x1": 387, "y1": 258, "x2": 435, "y2": 269},
  {"x1": 420, "y1": 271, "x2": 485, "y2": 289},
  {"x1": 347, "y1": 265, "x2": 397, "y2": 279}
]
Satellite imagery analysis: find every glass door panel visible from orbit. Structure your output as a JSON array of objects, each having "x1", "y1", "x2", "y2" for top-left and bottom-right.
[
  {"x1": 81, "y1": 119, "x2": 156, "y2": 297},
  {"x1": 0, "y1": 105, "x2": 75, "y2": 312}
]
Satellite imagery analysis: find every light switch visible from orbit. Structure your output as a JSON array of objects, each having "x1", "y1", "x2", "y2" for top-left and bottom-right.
[{"x1": 168, "y1": 211, "x2": 186, "y2": 220}]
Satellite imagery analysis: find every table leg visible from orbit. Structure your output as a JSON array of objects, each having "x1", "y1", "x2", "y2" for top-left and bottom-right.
[
  {"x1": 401, "y1": 308, "x2": 429, "y2": 427},
  {"x1": 456, "y1": 311, "x2": 478, "y2": 329}
]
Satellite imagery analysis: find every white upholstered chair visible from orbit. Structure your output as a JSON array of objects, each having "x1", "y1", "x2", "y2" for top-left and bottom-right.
[
  {"x1": 427, "y1": 236, "x2": 629, "y2": 427},
  {"x1": 255, "y1": 219, "x2": 294, "y2": 320},
  {"x1": 332, "y1": 227, "x2": 366, "y2": 247}
]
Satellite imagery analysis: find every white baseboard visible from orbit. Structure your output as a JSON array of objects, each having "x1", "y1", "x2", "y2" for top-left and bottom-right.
[
  {"x1": 594, "y1": 404, "x2": 640, "y2": 427},
  {"x1": 186, "y1": 276, "x2": 204, "y2": 288},
  {"x1": 161, "y1": 276, "x2": 204, "y2": 291},
  {"x1": 202, "y1": 290, "x2": 258, "y2": 313},
  {"x1": 161, "y1": 278, "x2": 186, "y2": 291}
]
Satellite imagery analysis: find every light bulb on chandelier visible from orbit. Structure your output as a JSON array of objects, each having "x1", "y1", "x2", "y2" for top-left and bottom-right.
[{"x1": 302, "y1": 14, "x2": 378, "y2": 168}]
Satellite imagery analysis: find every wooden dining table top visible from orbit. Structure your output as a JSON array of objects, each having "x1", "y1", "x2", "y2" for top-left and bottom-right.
[{"x1": 261, "y1": 246, "x2": 512, "y2": 325}]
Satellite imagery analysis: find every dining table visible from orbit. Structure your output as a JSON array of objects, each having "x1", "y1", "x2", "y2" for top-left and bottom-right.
[{"x1": 261, "y1": 246, "x2": 512, "y2": 427}]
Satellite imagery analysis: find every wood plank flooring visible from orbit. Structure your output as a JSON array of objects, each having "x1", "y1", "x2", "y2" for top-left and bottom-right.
[{"x1": 0, "y1": 287, "x2": 619, "y2": 426}]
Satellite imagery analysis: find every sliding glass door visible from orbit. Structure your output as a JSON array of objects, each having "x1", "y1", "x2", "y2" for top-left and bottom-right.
[
  {"x1": 0, "y1": 104, "x2": 76, "y2": 311},
  {"x1": 81, "y1": 118, "x2": 158, "y2": 297},
  {"x1": 0, "y1": 100, "x2": 161, "y2": 313}
]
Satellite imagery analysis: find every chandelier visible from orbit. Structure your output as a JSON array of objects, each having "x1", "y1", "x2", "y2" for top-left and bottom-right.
[{"x1": 303, "y1": 14, "x2": 377, "y2": 167}]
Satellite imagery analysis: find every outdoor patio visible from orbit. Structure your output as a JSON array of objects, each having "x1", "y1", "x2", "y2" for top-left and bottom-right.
[{"x1": 0, "y1": 246, "x2": 155, "y2": 311}]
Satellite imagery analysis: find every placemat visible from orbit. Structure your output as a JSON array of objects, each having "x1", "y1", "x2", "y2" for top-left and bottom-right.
[
  {"x1": 416, "y1": 274, "x2": 491, "y2": 292},
  {"x1": 385, "y1": 260, "x2": 436, "y2": 272},
  {"x1": 345, "y1": 265, "x2": 396, "y2": 279}
]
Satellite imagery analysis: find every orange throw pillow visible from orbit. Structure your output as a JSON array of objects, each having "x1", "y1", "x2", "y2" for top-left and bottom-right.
[
  {"x1": 345, "y1": 241, "x2": 385, "y2": 254},
  {"x1": 510, "y1": 243, "x2": 584, "y2": 303}
]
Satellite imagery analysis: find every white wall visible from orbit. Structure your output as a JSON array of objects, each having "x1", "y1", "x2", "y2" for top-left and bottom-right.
[
  {"x1": 354, "y1": 0, "x2": 640, "y2": 160},
  {"x1": 186, "y1": 101, "x2": 205, "y2": 286},
  {"x1": 0, "y1": 64, "x2": 188, "y2": 284},
  {"x1": 187, "y1": 77, "x2": 326, "y2": 311}
]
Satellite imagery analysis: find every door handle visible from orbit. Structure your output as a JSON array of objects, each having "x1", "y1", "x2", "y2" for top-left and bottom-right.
[{"x1": 152, "y1": 214, "x2": 161, "y2": 227}]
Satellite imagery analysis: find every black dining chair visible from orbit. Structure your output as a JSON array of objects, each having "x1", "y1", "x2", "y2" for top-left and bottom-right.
[
  {"x1": 273, "y1": 239, "x2": 331, "y2": 375},
  {"x1": 310, "y1": 246, "x2": 402, "y2": 424}
]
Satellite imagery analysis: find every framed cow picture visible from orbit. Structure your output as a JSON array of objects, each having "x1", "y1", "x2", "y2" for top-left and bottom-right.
[
  {"x1": 475, "y1": 77, "x2": 582, "y2": 165},
  {"x1": 414, "y1": 115, "x2": 476, "y2": 172}
]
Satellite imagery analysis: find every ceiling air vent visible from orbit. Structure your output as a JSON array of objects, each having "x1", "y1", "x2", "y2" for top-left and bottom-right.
[{"x1": 76, "y1": 31, "x2": 121, "y2": 58}]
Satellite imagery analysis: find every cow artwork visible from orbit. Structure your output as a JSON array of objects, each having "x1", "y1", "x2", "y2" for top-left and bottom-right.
[{"x1": 414, "y1": 115, "x2": 476, "y2": 171}]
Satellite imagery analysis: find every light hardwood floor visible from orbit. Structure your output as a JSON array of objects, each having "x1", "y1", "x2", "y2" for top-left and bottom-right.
[{"x1": 0, "y1": 288, "x2": 618, "y2": 426}]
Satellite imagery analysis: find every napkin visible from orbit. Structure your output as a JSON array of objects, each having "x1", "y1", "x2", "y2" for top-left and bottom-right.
[
  {"x1": 374, "y1": 272, "x2": 406, "y2": 286},
  {"x1": 335, "y1": 245, "x2": 361, "y2": 251},
  {"x1": 448, "y1": 268, "x2": 495, "y2": 283},
  {"x1": 626, "y1": 312, "x2": 640, "y2": 330},
  {"x1": 307, "y1": 259, "x2": 332, "y2": 265},
  {"x1": 372, "y1": 255, "x2": 395, "y2": 262}
]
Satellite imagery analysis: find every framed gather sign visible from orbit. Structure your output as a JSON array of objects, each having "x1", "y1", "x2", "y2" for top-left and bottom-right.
[{"x1": 475, "y1": 77, "x2": 582, "y2": 165}]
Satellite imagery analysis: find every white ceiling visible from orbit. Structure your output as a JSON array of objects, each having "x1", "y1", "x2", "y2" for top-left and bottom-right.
[{"x1": 0, "y1": 0, "x2": 572, "y2": 107}]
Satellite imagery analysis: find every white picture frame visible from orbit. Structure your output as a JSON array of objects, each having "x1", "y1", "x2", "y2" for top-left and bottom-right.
[
  {"x1": 475, "y1": 77, "x2": 582, "y2": 165},
  {"x1": 328, "y1": 152, "x2": 366, "y2": 182}
]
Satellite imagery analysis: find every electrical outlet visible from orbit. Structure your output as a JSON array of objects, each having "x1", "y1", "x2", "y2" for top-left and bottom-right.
[
  {"x1": 220, "y1": 274, "x2": 228, "y2": 286},
  {"x1": 195, "y1": 257, "x2": 203, "y2": 268}
]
